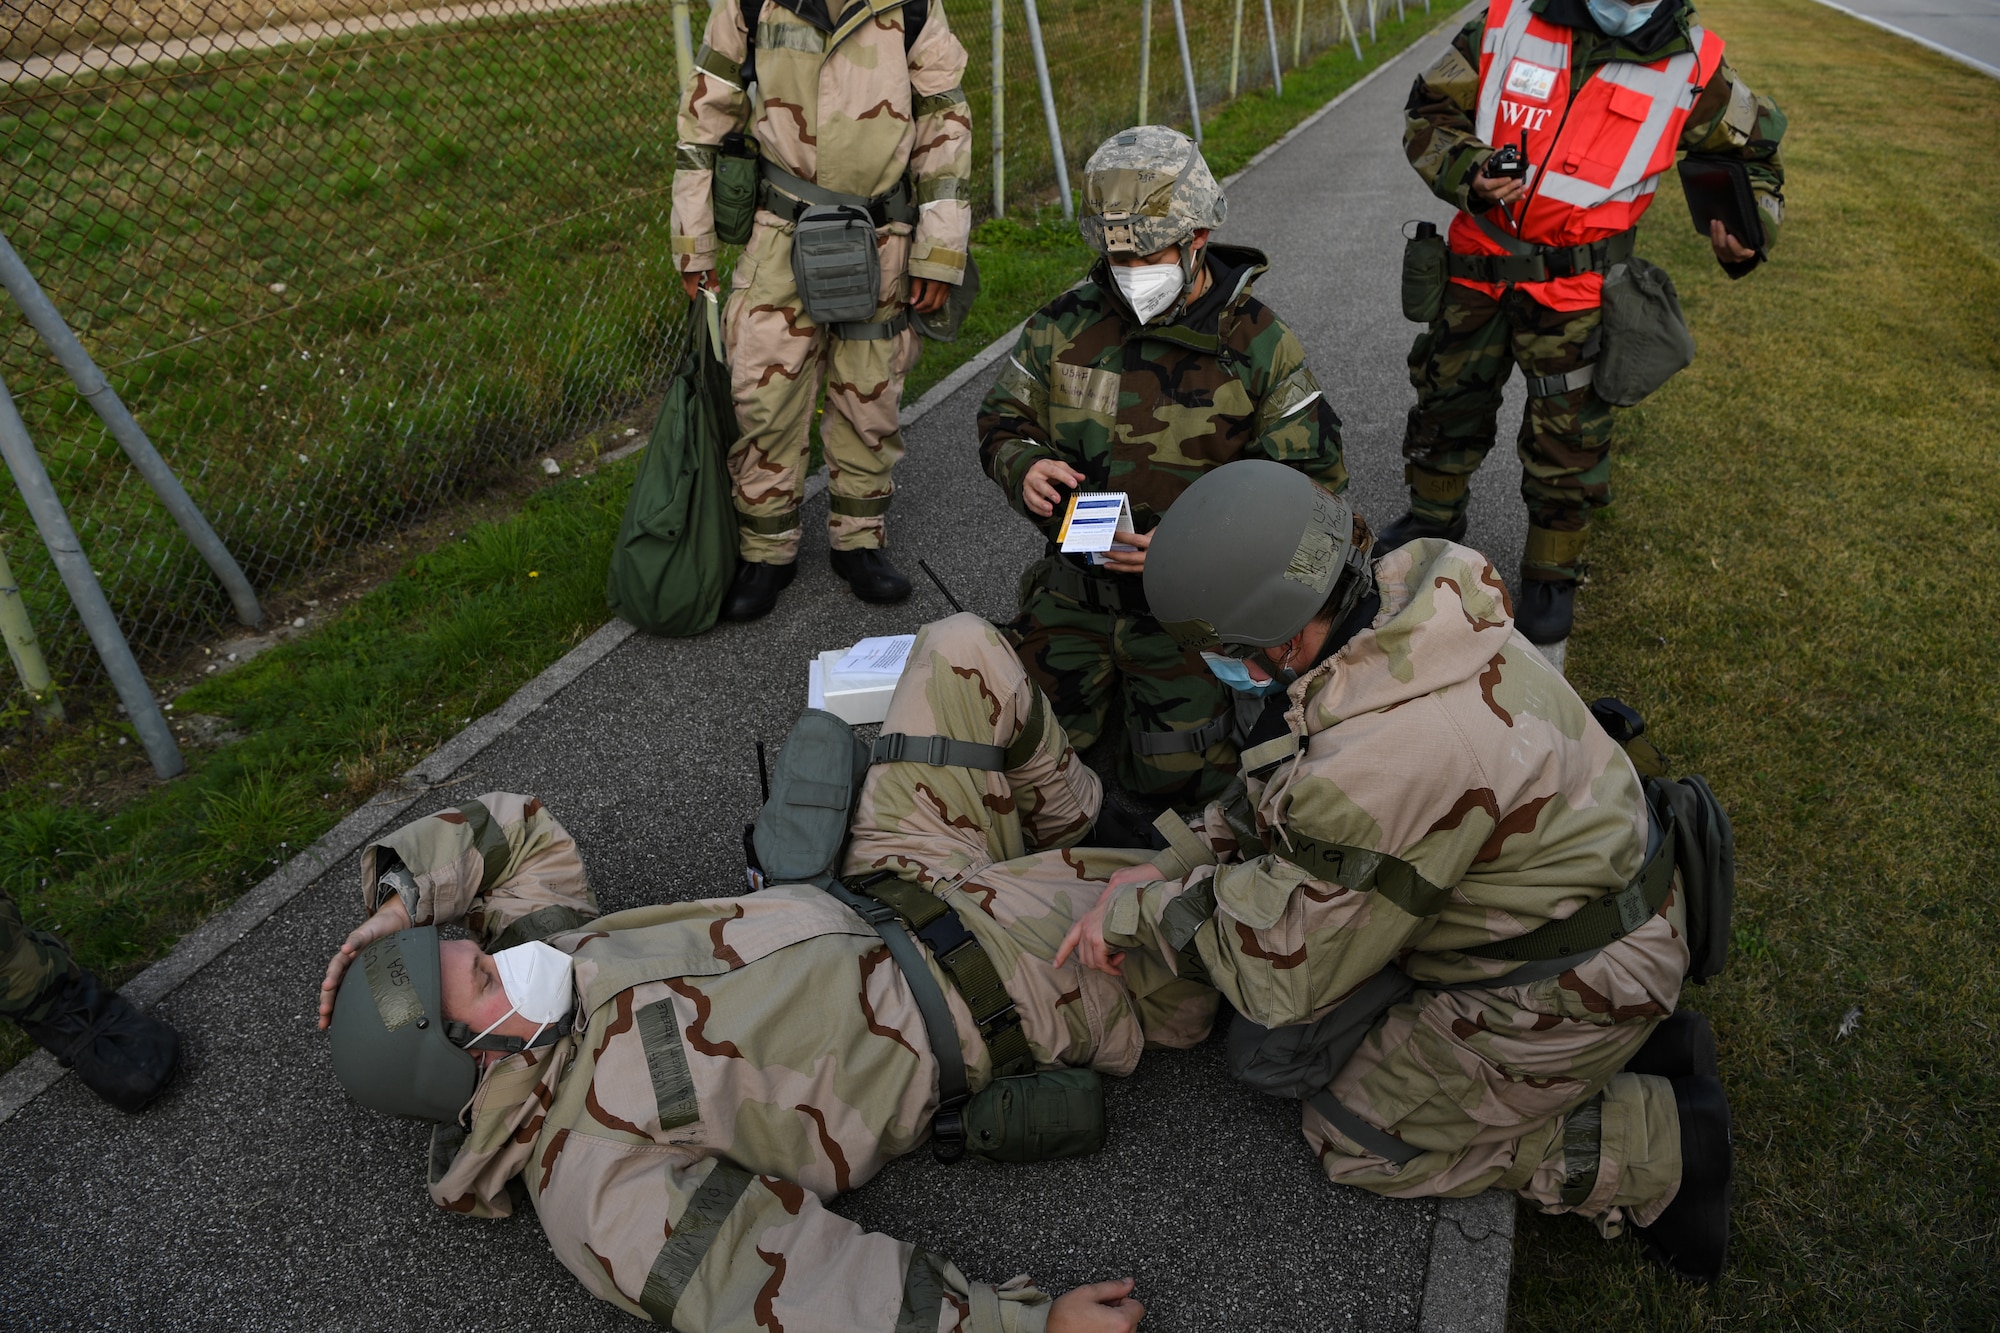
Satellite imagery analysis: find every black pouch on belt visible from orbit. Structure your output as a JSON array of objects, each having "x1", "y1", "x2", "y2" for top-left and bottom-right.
[
  {"x1": 790, "y1": 204, "x2": 881, "y2": 326},
  {"x1": 963, "y1": 1068, "x2": 1107, "y2": 1163},
  {"x1": 1400, "y1": 221, "x2": 1450, "y2": 324},
  {"x1": 711, "y1": 132, "x2": 760, "y2": 246}
]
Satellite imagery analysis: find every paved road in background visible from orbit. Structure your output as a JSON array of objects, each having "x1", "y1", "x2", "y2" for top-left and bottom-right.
[
  {"x1": 1815, "y1": 0, "x2": 2000, "y2": 76},
  {"x1": 0, "y1": 23, "x2": 1524, "y2": 1333}
]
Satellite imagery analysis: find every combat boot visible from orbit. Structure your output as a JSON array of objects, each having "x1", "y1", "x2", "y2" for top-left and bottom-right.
[
  {"x1": 1632, "y1": 1074, "x2": 1733, "y2": 1284},
  {"x1": 1518, "y1": 524, "x2": 1588, "y2": 645},
  {"x1": 18, "y1": 968, "x2": 182, "y2": 1114},
  {"x1": 1515, "y1": 579, "x2": 1577, "y2": 645},
  {"x1": 721, "y1": 560, "x2": 797, "y2": 622},
  {"x1": 1374, "y1": 510, "x2": 1467, "y2": 553},
  {"x1": 1377, "y1": 465, "x2": 1471, "y2": 554},
  {"x1": 1623, "y1": 1009, "x2": 1719, "y2": 1080},
  {"x1": 829, "y1": 548, "x2": 911, "y2": 605}
]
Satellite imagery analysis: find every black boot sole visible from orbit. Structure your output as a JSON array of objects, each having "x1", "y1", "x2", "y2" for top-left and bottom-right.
[{"x1": 720, "y1": 562, "x2": 797, "y2": 622}]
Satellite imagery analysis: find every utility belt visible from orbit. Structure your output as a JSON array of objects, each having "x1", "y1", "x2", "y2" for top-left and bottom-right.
[
  {"x1": 1042, "y1": 550, "x2": 1150, "y2": 617},
  {"x1": 1445, "y1": 224, "x2": 1637, "y2": 285},
  {"x1": 1037, "y1": 552, "x2": 1233, "y2": 759},
  {"x1": 749, "y1": 708, "x2": 1107, "y2": 1165},
  {"x1": 758, "y1": 161, "x2": 919, "y2": 230}
]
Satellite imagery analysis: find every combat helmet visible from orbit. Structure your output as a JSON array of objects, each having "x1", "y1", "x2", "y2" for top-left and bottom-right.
[
  {"x1": 328, "y1": 926, "x2": 478, "y2": 1122},
  {"x1": 1079, "y1": 126, "x2": 1227, "y2": 308},
  {"x1": 1145, "y1": 460, "x2": 1373, "y2": 651}
]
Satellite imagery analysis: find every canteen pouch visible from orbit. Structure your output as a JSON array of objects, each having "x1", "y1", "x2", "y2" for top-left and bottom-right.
[
  {"x1": 963, "y1": 1069, "x2": 1107, "y2": 1164},
  {"x1": 1595, "y1": 257, "x2": 1696, "y2": 406},
  {"x1": 751, "y1": 708, "x2": 872, "y2": 888},
  {"x1": 1646, "y1": 774, "x2": 1734, "y2": 985},
  {"x1": 791, "y1": 204, "x2": 882, "y2": 326},
  {"x1": 1400, "y1": 223, "x2": 1449, "y2": 323},
  {"x1": 712, "y1": 132, "x2": 760, "y2": 246}
]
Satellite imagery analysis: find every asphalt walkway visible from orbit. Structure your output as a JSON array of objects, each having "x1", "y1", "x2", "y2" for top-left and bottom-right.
[
  {"x1": 0, "y1": 23, "x2": 1522, "y2": 1332},
  {"x1": 1811, "y1": 0, "x2": 2000, "y2": 78}
]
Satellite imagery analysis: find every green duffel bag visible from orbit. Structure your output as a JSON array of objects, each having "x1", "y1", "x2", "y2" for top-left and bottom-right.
[
  {"x1": 605, "y1": 291, "x2": 740, "y2": 637},
  {"x1": 712, "y1": 131, "x2": 760, "y2": 246},
  {"x1": 964, "y1": 1068, "x2": 1107, "y2": 1164},
  {"x1": 1595, "y1": 257, "x2": 1696, "y2": 407}
]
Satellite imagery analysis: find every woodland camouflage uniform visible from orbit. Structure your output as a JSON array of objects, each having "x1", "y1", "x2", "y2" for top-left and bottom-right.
[
  {"x1": 1403, "y1": 0, "x2": 1785, "y2": 581},
  {"x1": 1102, "y1": 540, "x2": 1691, "y2": 1231},
  {"x1": 363, "y1": 617, "x2": 1214, "y2": 1330},
  {"x1": 978, "y1": 246, "x2": 1345, "y2": 807},
  {"x1": 671, "y1": 0, "x2": 972, "y2": 561}
]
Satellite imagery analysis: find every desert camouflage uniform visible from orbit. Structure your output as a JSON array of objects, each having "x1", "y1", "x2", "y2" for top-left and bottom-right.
[
  {"x1": 1403, "y1": 1, "x2": 1786, "y2": 578},
  {"x1": 978, "y1": 244, "x2": 1346, "y2": 807},
  {"x1": 671, "y1": 0, "x2": 972, "y2": 562},
  {"x1": 0, "y1": 889, "x2": 78, "y2": 1025},
  {"x1": 363, "y1": 618, "x2": 1215, "y2": 1329},
  {"x1": 1099, "y1": 540, "x2": 1689, "y2": 1231}
]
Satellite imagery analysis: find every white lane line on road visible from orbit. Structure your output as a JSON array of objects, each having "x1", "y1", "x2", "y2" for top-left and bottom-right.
[
  {"x1": 1803, "y1": 0, "x2": 2000, "y2": 77},
  {"x1": 1, "y1": 0, "x2": 632, "y2": 84}
]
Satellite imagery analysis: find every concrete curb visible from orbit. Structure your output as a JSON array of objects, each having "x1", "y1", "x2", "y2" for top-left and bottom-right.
[
  {"x1": 0, "y1": 614, "x2": 640, "y2": 1123},
  {"x1": 1417, "y1": 1191, "x2": 1517, "y2": 1332},
  {"x1": 1802, "y1": 0, "x2": 2000, "y2": 80}
]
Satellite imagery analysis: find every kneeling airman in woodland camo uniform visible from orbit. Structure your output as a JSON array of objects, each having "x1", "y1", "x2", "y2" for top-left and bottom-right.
[
  {"x1": 320, "y1": 614, "x2": 1221, "y2": 1331},
  {"x1": 979, "y1": 127, "x2": 1345, "y2": 811},
  {"x1": 1058, "y1": 461, "x2": 1734, "y2": 1283}
]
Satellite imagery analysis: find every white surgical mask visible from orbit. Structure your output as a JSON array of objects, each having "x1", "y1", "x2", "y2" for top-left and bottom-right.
[
  {"x1": 1112, "y1": 263, "x2": 1185, "y2": 325},
  {"x1": 1585, "y1": 0, "x2": 1661, "y2": 37},
  {"x1": 464, "y1": 939, "x2": 575, "y2": 1051}
]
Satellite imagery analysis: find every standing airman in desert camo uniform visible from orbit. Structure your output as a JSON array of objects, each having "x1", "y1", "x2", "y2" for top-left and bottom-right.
[
  {"x1": 672, "y1": 0, "x2": 974, "y2": 622},
  {"x1": 980, "y1": 127, "x2": 1344, "y2": 811},
  {"x1": 1059, "y1": 461, "x2": 1735, "y2": 1283},
  {"x1": 321, "y1": 612, "x2": 1222, "y2": 1330}
]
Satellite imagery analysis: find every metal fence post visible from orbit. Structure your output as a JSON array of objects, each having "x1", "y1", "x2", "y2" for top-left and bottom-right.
[
  {"x1": 1292, "y1": 0, "x2": 1305, "y2": 65},
  {"x1": 1019, "y1": 0, "x2": 1072, "y2": 219},
  {"x1": 0, "y1": 544, "x2": 62, "y2": 725},
  {"x1": 1369, "y1": 0, "x2": 1379, "y2": 43},
  {"x1": 0, "y1": 232, "x2": 263, "y2": 632},
  {"x1": 1340, "y1": 0, "x2": 1364, "y2": 57},
  {"x1": 1229, "y1": 0, "x2": 1245, "y2": 97},
  {"x1": 0, "y1": 373, "x2": 180, "y2": 777},
  {"x1": 1261, "y1": 0, "x2": 1284, "y2": 94},
  {"x1": 1138, "y1": 0, "x2": 1153, "y2": 124},
  {"x1": 671, "y1": 0, "x2": 694, "y2": 93},
  {"x1": 1171, "y1": 0, "x2": 1203, "y2": 143},
  {"x1": 992, "y1": 0, "x2": 1006, "y2": 215}
]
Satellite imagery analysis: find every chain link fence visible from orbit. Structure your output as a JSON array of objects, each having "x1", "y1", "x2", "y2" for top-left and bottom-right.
[{"x1": 0, "y1": 0, "x2": 1400, "y2": 711}]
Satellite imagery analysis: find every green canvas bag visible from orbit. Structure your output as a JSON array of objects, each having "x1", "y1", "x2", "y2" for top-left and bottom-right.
[
  {"x1": 1595, "y1": 258, "x2": 1697, "y2": 407},
  {"x1": 605, "y1": 291, "x2": 739, "y2": 637}
]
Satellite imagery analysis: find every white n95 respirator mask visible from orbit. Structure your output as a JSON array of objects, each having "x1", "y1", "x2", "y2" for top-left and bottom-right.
[
  {"x1": 1112, "y1": 263, "x2": 1185, "y2": 325},
  {"x1": 463, "y1": 939, "x2": 575, "y2": 1051}
]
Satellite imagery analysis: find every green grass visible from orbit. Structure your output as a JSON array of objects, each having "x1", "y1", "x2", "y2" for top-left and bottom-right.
[
  {"x1": 1508, "y1": 0, "x2": 2000, "y2": 1325},
  {"x1": 0, "y1": 12, "x2": 1448, "y2": 1073}
]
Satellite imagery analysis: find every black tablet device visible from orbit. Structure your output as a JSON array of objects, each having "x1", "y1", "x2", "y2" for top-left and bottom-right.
[{"x1": 1676, "y1": 153, "x2": 1765, "y2": 278}]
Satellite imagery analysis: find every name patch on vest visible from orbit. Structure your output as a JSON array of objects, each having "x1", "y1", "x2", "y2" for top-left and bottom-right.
[{"x1": 1503, "y1": 58, "x2": 1558, "y2": 102}]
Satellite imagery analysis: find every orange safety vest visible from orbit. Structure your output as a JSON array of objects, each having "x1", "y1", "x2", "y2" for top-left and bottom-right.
[{"x1": 1449, "y1": 0, "x2": 1724, "y2": 310}]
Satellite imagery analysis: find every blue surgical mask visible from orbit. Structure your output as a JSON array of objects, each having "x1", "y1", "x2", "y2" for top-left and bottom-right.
[
  {"x1": 1585, "y1": 0, "x2": 1661, "y2": 37},
  {"x1": 1201, "y1": 652, "x2": 1290, "y2": 697}
]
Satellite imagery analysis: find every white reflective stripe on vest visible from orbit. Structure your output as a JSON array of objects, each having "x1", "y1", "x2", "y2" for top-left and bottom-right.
[
  {"x1": 1534, "y1": 33, "x2": 1710, "y2": 209},
  {"x1": 1476, "y1": 0, "x2": 1570, "y2": 148},
  {"x1": 1474, "y1": 0, "x2": 1716, "y2": 213}
]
